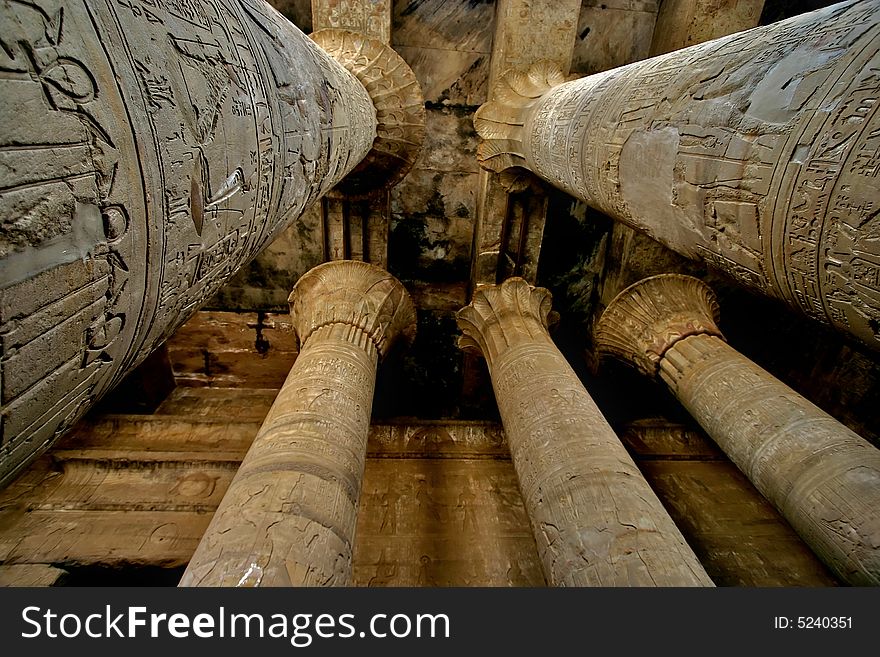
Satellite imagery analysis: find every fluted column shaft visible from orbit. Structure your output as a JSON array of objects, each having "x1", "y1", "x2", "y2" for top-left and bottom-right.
[
  {"x1": 457, "y1": 278, "x2": 713, "y2": 586},
  {"x1": 475, "y1": 0, "x2": 880, "y2": 350},
  {"x1": 596, "y1": 274, "x2": 880, "y2": 585},
  {"x1": 180, "y1": 261, "x2": 415, "y2": 586}
]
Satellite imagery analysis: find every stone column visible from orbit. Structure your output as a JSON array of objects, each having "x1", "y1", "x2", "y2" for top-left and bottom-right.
[
  {"x1": 0, "y1": 0, "x2": 423, "y2": 489},
  {"x1": 456, "y1": 278, "x2": 713, "y2": 586},
  {"x1": 475, "y1": 1, "x2": 880, "y2": 351},
  {"x1": 180, "y1": 261, "x2": 415, "y2": 586},
  {"x1": 594, "y1": 274, "x2": 880, "y2": 585}
]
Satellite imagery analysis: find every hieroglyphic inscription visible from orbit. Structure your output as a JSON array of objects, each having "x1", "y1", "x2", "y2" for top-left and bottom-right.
[
  {"x1": 180, "y1": 261, "x2": 415, "y2": 587},
  {"x1": 596, "y1": 275, "x2": 880, "y2": 585},
  {"x1": 312, "y1": 0, "x2": 391, "y2": 45},
  {"x1": 0, "y1": 0, "x2": 377, "y2": 485},
  {"x1": 457, "y1": 278, "x2": 713, "y2": 586},
  {"x1": 659, "y1": 332, "x2": 880, "y2": 585},
  {"x1": 476, "y1": 0, "x2": 880, "y2": 348}
]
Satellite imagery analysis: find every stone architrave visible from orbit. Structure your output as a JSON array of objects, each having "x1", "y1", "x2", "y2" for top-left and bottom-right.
[
  {"x1": 180, "y1": 261, "x2": 415, "y2": 586},
  {"x1": 475, "y1": 1, "x2": 880, "y2": 350},
  {"x1": 595, "y1": 274, "x2": 880, "y2": 586},
  {"x1": 0, "y1": 0, "x2": 419, "y2": 488},
  {"x1": 456, "y1": 278, "x2": 713, "y2": 586}
]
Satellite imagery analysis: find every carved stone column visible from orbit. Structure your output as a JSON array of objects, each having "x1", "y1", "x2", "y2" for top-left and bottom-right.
[
  {"x1": 595, "y1": 274, "x2": 880, "y2": 585},
  {"x1": 456, "y1": 278, "x2": 713, "y2": 586},
  {"x1": 180, "y1": 261, "x2": 415, "y2": 586},
  {"x1": 0, "y1": 0, "x2": 422, "y2": 489},
  {"x1": 475, "y1": 1, "x2": 880, "y2": 350}
]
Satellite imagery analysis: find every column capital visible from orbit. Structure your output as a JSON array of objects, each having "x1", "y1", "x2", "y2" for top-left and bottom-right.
[
  {"x1": 473, "y1": 61, "x2": 566, "y2": 175},
  {"x1": 594, "y1": 274, "x2": 724, "y2": 377},
  {"x1": 312, "y1": 29, "x2": 425, "y2": 199},
  {"x1": 288, "y1": 260, "x2": 416, "y2": 358},
  {"x1": 456, "y1": 277, "x2": 553, "y2": 360}
]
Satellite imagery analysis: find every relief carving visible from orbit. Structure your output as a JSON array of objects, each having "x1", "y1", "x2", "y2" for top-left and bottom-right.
[
  {"x1": 310, "y1": 29, "x2": 425, "y2": 199},
  {"x1": 181, "y1": 261, "x2": 415, "y2": 587},
  {"x1": 0, "y1": 0, "x2": 378, "y2": 486},
  {"x1": 594, "y1": 273, "x2": 880, "y2": 585},
  {"x1": 474, "y1": 1, "x2": 880, "y2": 350},
  {"x1": 457, "y1": 278, "x2": 713, "y2": 586}
]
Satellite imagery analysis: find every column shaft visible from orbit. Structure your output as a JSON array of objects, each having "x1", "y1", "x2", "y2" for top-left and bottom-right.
[
  {"x1": 0, "y1": 0, "x2": 380, "y2": 487},
  {"x1": 180, "y1": 261, "x2": 415, "y2": 586},
  {"x1": 595, "y1": 273, "x2": 880, "y2": 585},
  {"x1": 458, "y1": 278, "x2": 713, "y2": 586},
  {"x1": 180, "y1": 324, "x2": 377, "y2": 586},
  {"x1": 476, "y1": 0, "x2": 880, "y2": 350},
  {"x1": 661, "y1": 333, "x2": 880, "y2": 585}
]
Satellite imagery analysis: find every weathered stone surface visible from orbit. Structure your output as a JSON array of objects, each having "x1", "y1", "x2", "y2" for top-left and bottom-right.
[
  {"x1": 396, "y1": 47, "x2": 490, "y2": 107},
  {"x1": 180, "y1": 261, "x2": 416, "y2": 586},
  {"x1": 477, "y1": 1, "x2": 880, "y2": 350},
  {"x1": 0, "y1": 0, "x2": 379, "y2": 489},
  {"x1": 457, "y1": 277, "x2": 713, "y2": 586},
  {"x1": 595, "y1": 274, "x2": 880, "y2": 585},
  {"x1": 418, "y1": 109, "x2": 481, "y2": 174},
  {"x1": 165, "y1": 311, "x2": 300, "y2": 388},
  {"x1": 312, "y1": 0, "x2": 391, "y2": 43},
  {"x1": 390, "y1": 170, "x2": 478, "y2": 282},
  {"x1": 392, "y1": 0, "x2": 494, "y2": 106},
  {"x1": 620, "y1": 419, "x2": 838, "y2": 586},
  {"x1": 594, "y1": 274, "x2": 724, "y2": 376},
  {"x1": 354, "y1": 457, "x2": 544, "y2": 587},
  {"x1": 597, "y1": 0, "x2": 764, "y2": 314},
  {"x1": 0, "y1": 407, "x2": 543, "y2": 585},
  {"x1": 0, "y1": 564, "x2": 67, "y2": 587},
  {"x1": 651, "y1": 0, "x2": 765, "y2": 56},
  {"x1": 311, "y1": 29, "x2": 425, "y2": 198},
  {"x1": 572, "y1": 0, "x2": 658, "y2": 75},
  {"x1": 472, "y1": 0, "x2": 582, "y2": 289},
  {"x1": 637, "y1": 460, "x2": 839, "y2": 586},
  {"x1": 210, "y1": 203, "x2": 325, "y2": 311}
]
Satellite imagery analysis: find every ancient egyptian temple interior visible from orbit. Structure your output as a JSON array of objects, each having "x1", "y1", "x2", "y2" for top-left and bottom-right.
[{"x1": 1, "y1": 0, "x2": 879, "y2": 588}]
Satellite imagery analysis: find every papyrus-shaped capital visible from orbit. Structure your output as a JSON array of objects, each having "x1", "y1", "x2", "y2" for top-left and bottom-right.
[
  {"x1": 456, "y1": 277, "x2": 554, "y2": 361},
  {"x1": 594, "y1": 274, "x2": 724, "y2": 377},
  {"x1": 288, "y1": 260, "x2": 416, "y2": 358}
]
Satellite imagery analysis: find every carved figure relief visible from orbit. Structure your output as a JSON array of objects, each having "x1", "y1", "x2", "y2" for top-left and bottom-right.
[
  {"x1": 475, "y1": 1, "x2": 880, "y2": 350},
  {"x1": 0, "y1": 0, "x2": 377, "y2": 486}
]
